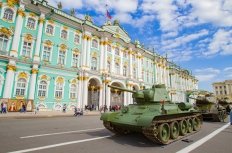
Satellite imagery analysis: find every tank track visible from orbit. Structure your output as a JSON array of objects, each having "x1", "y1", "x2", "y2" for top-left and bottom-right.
[{"x1": 142, "y1": 113, "x2": 202, "y2": 145}]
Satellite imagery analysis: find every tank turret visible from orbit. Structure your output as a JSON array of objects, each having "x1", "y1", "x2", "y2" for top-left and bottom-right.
[
  {"x1": 101, "y1": 84, "x2": 202, "y2": 145},
  {"x1": 187, "y1": 90, "x2": 227, "y2": 122},
  {"x1": 108, "y1": 84, "x2": 171, "y2": 104}
]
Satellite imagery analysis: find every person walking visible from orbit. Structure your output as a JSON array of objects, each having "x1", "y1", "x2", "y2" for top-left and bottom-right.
[{"x1": 62, "y1": 104, "x2": 66, "y2": 113}]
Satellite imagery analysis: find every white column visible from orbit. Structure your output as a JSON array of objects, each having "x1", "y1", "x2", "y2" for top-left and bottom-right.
[
  {"x1": 86, "y1": 39, "x2": 91, "y2": 68},
  {"x1": 120, "y1": 50, "x2": 123, "y2": 75},
  {"x1": 138, "y1": 55, "x2": 142, "y2": 80},
  {"x1": 82, "y1": 73, "x2": 89, "y2": 109},
  {"x1": 77, "y1": 78, "x2": 82, "y2": 108},
  {"x1": 28, "y1": 67, "x2": 38, "y2": 100},
  {"x1": 81, "y1": 36, "x2": 87, "y2": 67},
  {"x1": 99, "y1": 39, "x2": 104, "y2": 73},
  {"x1": 99, "y1": 85, "x2": 103, "y2": 108},
  {"x1": 33, "y1": 14, "x2": 45, "y2": 62},
  {"x1": 129, "y1": 48, "x2": 133, "y2": 79},
  {"x1": 10, "y1": 6, "x2": 25, "y2": 57},
  {"x1": 103, "y1": 39, "x2": 108, "y2": 71},
  {"x1": 106, "y1": 85, "x2": 110, "y2": 109},
  {"x1": 111, "y1": 47, "x2": 115, "y2": 74},
  {"x1": 3, "y1": 64, "x2": 16, "y2": 98}
]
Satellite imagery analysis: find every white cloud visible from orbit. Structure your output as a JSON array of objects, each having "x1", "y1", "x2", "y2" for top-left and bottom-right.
[
  {"x1": 204, "y1": 29, "x2": 232, "y2": 56},
  {"x1": 162, "y1": 29, "x2": 209, "y2": 50},
  {"x1": 194, "y1": 68, "x2": 220, "y2": 82},
  {"x1": 189, "y1": 0, "x2": 232, "y2": 26},
  {"x1": 48, "y1": 0, "x2": 83, "y2": 9},
  {"x1": 224, "y1": 67, "x2": 232, "y2": 78},
  {"x1": 141, "y1": 0, "x2": 179, "y2": 32}
]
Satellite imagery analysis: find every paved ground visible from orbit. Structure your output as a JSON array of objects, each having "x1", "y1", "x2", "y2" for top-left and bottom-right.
[
  {"x1": 0, "y1": 116, "x2": 231, "y2": 153},
  {"x1": 0, "y1": 110, "x2": 101, "y2": 118}
]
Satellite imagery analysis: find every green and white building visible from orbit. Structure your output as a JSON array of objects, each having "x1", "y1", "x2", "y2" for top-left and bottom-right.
[{"x1": 0, "y1": 0, "x2": 198, "y2": 111}]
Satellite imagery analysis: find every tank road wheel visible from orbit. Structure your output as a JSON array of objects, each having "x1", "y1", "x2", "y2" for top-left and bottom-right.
[
  {"x1": 158, "y1": 123, "x2": 170, "y2": 144},
  {"x1": 187, "y1": 119, "x2": 193, "y2": 133},
  {"x1": 170, "y1": 121, "x2": 179, "y2": 140},
  {"x1": 193, "y1": 117, "x2": 201, "y2": 131},
  {"x1": 179, "y1": 120, "x2": 188, "y2": 136}
]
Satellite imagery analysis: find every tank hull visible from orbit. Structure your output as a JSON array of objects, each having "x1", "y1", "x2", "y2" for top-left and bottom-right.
[{"x1": 101, "y1": 103, "x2": 202, "y2": 144}]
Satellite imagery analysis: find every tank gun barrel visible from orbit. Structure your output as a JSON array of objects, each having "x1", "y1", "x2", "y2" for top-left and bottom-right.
[{"x1": 108, "y1": 85, "x2": 136, "y2": 93}]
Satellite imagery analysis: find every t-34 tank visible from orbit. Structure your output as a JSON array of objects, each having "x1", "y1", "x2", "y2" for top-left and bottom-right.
[
  {"x1": 188, "y1": 92, "x2": 227, "y2": 122},
  {"x1": 100, "y1": 84, "x2": 202, "y2": 145}
]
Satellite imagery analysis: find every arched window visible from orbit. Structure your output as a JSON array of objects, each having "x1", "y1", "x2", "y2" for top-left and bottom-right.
[
  {"x1": 15, "y1": 78, "x2": 26, "y2": 96},
  {"x1": 133, "y1": 68, "x2": 137, "y2": 79},
  {"x1": 107, "y1": 61, "x2": 111, "y2": 72},
  {"x1": 27, "y1": 18, "x2": 36, "y2": 29},
  {"x1": 61, "y1": 30, "x2": 67, "y2": 39},
  {"x1": 123, "y1": 66, "x2": 127, "y2": 76},
  {"x1": 3, "y1": 8, "x2": 14, "y2": 21},
  {"x1": 115, "y1": 63, "x2": 120, "y2": 74},
  {"x1": 55, "y1": 82, "x2": 63, "y2": 98},
  {"x1": 46, "y1": 25, "x2": 54, "y2": 35},
  {"x1": 147, "y1": 71, "x2": 149, "y2": 82},
  {"x1": 72, "y1": 53, "x2": 78, "y2": 67},
  {"x1": 22, "y1": 41, "x2": 32, "y2": 57},
  {"x1": 38, "y1": 80, "x2": 47, "y2": 97},
  {"x1": 115, "y1": 47, "x2": 119, "y2": 55},
  {"x1": 91, "y1": 57, "x2": 97, "y2": 70},
  {"x1": 70, "y1": 84, "x2": 77, "y2": 99},
  {"x1": 58, "y1": 50, "x2": 66, "y2": 65},
  {"x1": 43, "y1": 46, "x2": 51, "y2": 61},
  {"x1": 0, "y1": 34, "x2": 9, "y2": 53},
  {"x1": 92, "y1": 39, "x2": 98, "y2": 48},
  {"x1": 107, "y1": 44, "x2": 111, "y2": 52},
  {"x1": 74, "y1": 34, "x2": 80, "y2": 44},
  {"x1": 123, "y1": 52, "x2": 127, "y2": 58}
]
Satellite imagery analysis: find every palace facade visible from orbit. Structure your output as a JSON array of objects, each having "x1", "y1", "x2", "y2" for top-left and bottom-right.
[{"x1": 0, "y1": 0, "x2": 198, "y2": 111}]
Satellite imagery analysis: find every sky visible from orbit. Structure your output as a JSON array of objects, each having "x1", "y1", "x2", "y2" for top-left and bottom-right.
[{"x1": 47, "y1": 0, "x2": 232, "y2": 91}]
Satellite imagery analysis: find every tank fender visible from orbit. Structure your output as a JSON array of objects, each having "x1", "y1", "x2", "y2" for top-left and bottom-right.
[
  {"x1": 137, "y1": 115, "x2": 155, "y2": 127},
  {"x1": 100, "y1": 113, "x2": 117, "y2": 121}
]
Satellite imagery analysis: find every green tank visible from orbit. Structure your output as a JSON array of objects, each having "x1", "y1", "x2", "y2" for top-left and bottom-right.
[
  {"x1": 187, "y1": 91, "x2": 227, "y2": 122},
  {"x1": 100, "y1": 84, "x2": 202, "y2": 145}
]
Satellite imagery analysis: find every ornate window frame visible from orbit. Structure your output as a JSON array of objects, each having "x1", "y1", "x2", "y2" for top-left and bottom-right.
[
  {"x1": 0, "y1": 32, "x2": 11, "y2": 53},
  {"x1": 41, "y1": 40, "x2": 53, "y2": 62},
  {"x1": 1, "y1": 6, "x2": 16, "y2": 23},
  {"x1": 37, "y1": 75, "x2": 51, "y2": 100},
  {"x1": 54, "y1": 76, "x2": 65, "y2": 100},
  {"x1": 72, "y1": 49, "x2": 79, "y2": 67},
  {"x1": 13, "y1": 72, "x2": 30, "y2": 98},
  {"x1": 57, "y1": 44, "x2": 67, "y2": 66},
  {"x1": 45, "y1": 23, "x2": 55, "y2": 36},
  {"x1": 69, "y1": 79, "x2": 77, "y2": 99},
  {"x1": 91, "y1": 39, "x2": 98, "y2": 49},
  {"x1": 60, "y1": 29, "x2": 68, "y2": 40},
  {"x1": 91, "y1": 57, "x2": 97, "y2": 70},
  {"x1": 25, "y1": 16, "x2": 37, "y2": 30},
  {"x1": 20, "y1": 34, "x2": 35, "y2": 58}
]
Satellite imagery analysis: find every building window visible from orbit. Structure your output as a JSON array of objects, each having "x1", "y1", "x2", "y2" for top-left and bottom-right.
[
  {"x1": 74, "y1": 34, "x2": 80, "y2": 44},
  {"x1": 27, "y1": 18, "x2": 36, "y2": 29},
  {"x1": 58, "y1": 50, "x2": 66, "y2": 65},
  {"x1": 15, "y1": 78, "x2": 26, "y2": 96},
  {"x1": 115, "y1": 47, "x2": 119, "y2": 55},
  {"x1": 3, "y1": 8, "x2": 14, "y2": 21},
  {"x1": 123, "y1": 52, "x2": 127, "y2": 58},
  {"x1": 38, "y1": 80, "x2": 47, "y2": 97},
  {"x1": 70, "y1": 84, "x2": 77, "y2": 99},
  {"x1": 0, "y1": 34, "x2": 8, "y2": 53},
  {"x1": 107, "y1": 61, "x2": 111, "y2": 72},
  {"x1": 107, "y1": 44, "x2": 111, "y2": 52},
  {"x1": 115, "y1": 63, "x2": 120, "y2": 74},
  {"x1": 46, "y1": 25, "x2": 54, "y2": 35},
  {"x1": 61, "y1": 30, "x2": 68, "y2": 39},
  {"x1": 133, "y1": 68, "x2": 136, "y2": 79},
  {"x1": 42, "y1": 46, "x2": 51, "y2": 61},
  {"x1": 147, "y1": 71, "x2": 149, "y2": 82},
  {"x1": 92, "y1": 39, "x2": 98, "y2": 48},
  {"x1": 55, "y1": 82, "x2": 63, "y2": 99},
  {"x1": 22, "y1": 41, "x2": 32, "y2": 57},
  {"x1": 72, "y1": 54, "x2": 78, "y2": 67},
  {"x1": 132, "y1": 55, "x2": 135, "y2": 61},
  {"x1": 91, "y1": 57, "x2": 97, "y2": 70},
  {"x1": 142, "y1": 70, "x2": 144, "y2": 80},
  {"x1": 123, "y1": 66, "x2": 127, "y2": 76}
]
